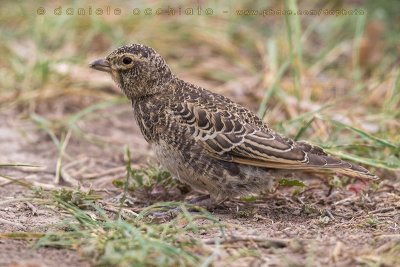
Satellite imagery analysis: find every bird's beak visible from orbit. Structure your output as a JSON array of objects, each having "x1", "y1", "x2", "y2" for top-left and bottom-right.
[{"x1": 89, "y1": 58, "x2": 111, "y2": 73}]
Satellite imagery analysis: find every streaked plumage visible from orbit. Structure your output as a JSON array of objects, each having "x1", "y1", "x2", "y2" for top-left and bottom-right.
[{"x1": 90, "y1": 44, "x2": 378, "y2": 203}]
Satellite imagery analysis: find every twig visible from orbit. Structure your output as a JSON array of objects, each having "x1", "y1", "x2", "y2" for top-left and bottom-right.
[
  {"x1": 60, "y1": 167, "x2": 80, "y2": 187},
  {"x1": 330, "y1": 210, "x2": 364, "y2": 219},
  {"x1": 296, "y1": 197, "x2": 305, "y2": 205},
  {"x1": 58, "y1": 158, "x2": 88, "y2": 187},
  {"x1": 0, "y1": 174, "x2": 38, "y2": 187},
  {"x1": 0, "y1": 175, "x2": 59, "y2": 190},
  {"x1": 100, "y1": 202, "x2": 139, "y2": 218},
  {"x1": 62, "y1": 157, "x2": 89, "y2": 172},
  {"x1": 30, "y1": 181, "x2": 60, "y2": 190},
  {"x1": 0, "y1": 177, "x2": 23, "y2": 187},
  {"x1": 1, "y1": 166, "x2": 49, "y2": 174},
  {"x1": 25, "y1": 202, "x2": 37, "y2": 215},
  {"x1": 296, "y1": 185, "x2": 320, "y2": 196},
  {"x1": 81, "y1": 166, "x2": 127, "y2": 179},
  {"x1": 326, "y1": 209, "x2": 335, "y2": 220},
  {"x1": 333, "y1": 195, "x2": 358, "y2": 206},
  {"x1": 370, "y1": 207, "x2": 395, "y2": 214},
  {"x1": 203, "y1": 235, "x2": 289, "y2": 248},
  {"x1": 65, "y1": 157, "x2": 93, "y2": 177}
]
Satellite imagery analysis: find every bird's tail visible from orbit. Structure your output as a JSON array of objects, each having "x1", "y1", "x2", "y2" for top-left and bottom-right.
[{"x1": 334, "y1": 164, "x2": 379, "y2": 180}]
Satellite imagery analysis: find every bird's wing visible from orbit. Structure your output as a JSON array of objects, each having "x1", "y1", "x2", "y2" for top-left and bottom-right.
[{"x1": 172, "y1": 101, "x2": 378, "y2": 180}]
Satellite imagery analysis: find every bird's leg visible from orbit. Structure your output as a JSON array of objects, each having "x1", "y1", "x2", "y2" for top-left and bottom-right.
[
  {"x1": 148, "y1": 194, "x2": 225, "y2": 221},
  {"x1": 186, "y1": 193, "x2": 228, "y2": 209},
  {"x1": 186, "y1": 194, "x2": 214, "y2": 208}
]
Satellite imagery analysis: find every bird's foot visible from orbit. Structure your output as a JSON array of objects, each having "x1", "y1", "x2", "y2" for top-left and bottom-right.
[
  {"x1": 147, "y1": 194, "x2": 222, "y2": 222},
  {"x1": 186, "y1": 194, "x2": 215, "y2": 208},
  {"x1": 148, "y1": 208, "x2": 180, "y2": 222}
]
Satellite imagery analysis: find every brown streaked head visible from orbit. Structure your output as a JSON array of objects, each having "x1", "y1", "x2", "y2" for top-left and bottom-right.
[{"x1": 89, "y1": 44, "x2": 172, "y2": 99}]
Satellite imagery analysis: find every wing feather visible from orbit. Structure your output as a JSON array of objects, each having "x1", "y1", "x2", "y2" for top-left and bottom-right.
[{"x1": 173, "y1": 100, "x2": 378, "y2": 180}]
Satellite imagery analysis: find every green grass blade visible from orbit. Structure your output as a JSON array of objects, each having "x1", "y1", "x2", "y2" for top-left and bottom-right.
[
  {"x1": 320, "y1": 116, "x2": 399, "y2": 150},
  {"x1": 294, "y1": 117, "x2": 315, "y2": 141}
]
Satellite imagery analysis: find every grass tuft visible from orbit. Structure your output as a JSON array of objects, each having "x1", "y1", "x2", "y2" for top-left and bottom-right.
[{"x1": 0, "y1": 167, "x2": 225, "y2": 267}]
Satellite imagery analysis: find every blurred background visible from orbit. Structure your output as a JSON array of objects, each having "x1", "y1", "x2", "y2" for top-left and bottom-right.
[{"x1": 1, "y1": 0, "x2": 399, "y2": 178}]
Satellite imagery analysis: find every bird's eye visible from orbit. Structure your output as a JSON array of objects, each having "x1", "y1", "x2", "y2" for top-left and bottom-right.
[{"x1": 122, "y1": 57, "x2": 133, "y2": 65}]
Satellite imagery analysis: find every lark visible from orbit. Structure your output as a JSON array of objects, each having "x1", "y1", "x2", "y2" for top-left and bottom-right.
[{"x1": 90, "y1": 44, "x2": 378, "y2": 204}]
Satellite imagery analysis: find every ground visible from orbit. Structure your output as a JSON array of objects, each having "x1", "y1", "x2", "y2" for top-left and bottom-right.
[{"x1": 1, "y1": 102, "x2": 399, "y2": 267}]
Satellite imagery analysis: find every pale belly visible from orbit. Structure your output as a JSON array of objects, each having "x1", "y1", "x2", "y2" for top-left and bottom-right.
[
  {"x1": 152, "y1": 141, "x2": 279, "y2": 201},
  {"x1": 152, "y1": 143, "x2": 215, "y2": 192}
]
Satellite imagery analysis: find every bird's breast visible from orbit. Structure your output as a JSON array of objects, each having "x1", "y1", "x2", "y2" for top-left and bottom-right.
[{"x1": 132, "y1": 100, "x2": 163, "y2": 143}]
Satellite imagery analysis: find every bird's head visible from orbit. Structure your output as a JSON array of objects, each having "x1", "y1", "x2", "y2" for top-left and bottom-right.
[{"x1": 89, "y1": 44, "x2": 172, "y2": 99}]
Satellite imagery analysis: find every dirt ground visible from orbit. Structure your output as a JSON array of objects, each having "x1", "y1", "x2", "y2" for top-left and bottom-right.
[{"x1": 1, "y1": 100, "x2": 400, "y2": 267}]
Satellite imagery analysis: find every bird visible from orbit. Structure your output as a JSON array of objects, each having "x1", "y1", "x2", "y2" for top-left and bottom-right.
[{"x1": 89, "y1": 44, "x2": 378, "y2": 204}]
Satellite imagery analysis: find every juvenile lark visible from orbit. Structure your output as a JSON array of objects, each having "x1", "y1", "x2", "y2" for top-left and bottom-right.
[{"x1": 90, "y1": 44, "x2": 378, "y2": 203}]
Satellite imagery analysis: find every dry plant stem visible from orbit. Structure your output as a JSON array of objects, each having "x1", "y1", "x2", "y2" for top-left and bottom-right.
[
  {"x1": 325, "y1": 209, "x2": 335, "y2": 220},
  {"x1": 60, "y1": 168, "x2": 80, "y2": 187},
  {"x1": 333, "y1": 195, "x2": 358, "y2": 206},
  {"x1": 370, "y1": 207, "x2": 396, "y2": 214},
  {"x1": 25, "y1": 202, "x2": 37, "y2": 215},
  {"x1": 98, "y1": 200, "x2": 139, "y2": 218},
  {"x1": 62, "y1": 157, "x2": 89, "y2": 173},
  {"x1": 203, "y1": 235, "x2": 289, "y2": 248},
  {"x1": 29, "y1": 181, "x2": 61, "y2": 190},
  {"x1": 54, "y1": 129, "x2": 72, "y2": 185},
  {"x1": 0, "y1": 177, "x2": 24, "y2": 187},
  {"x1": 148, "y1": 195, "x2": 215, "y2": 220},
  {"x1": 59, "y1": 158, "x2": 88, "y2": 187},
  {"x1": 81, "y1": 165, "x2": 137, "y2": 179},
  {"x1": 0, "y1": 175, "x2": 60, "y2": 190}
]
